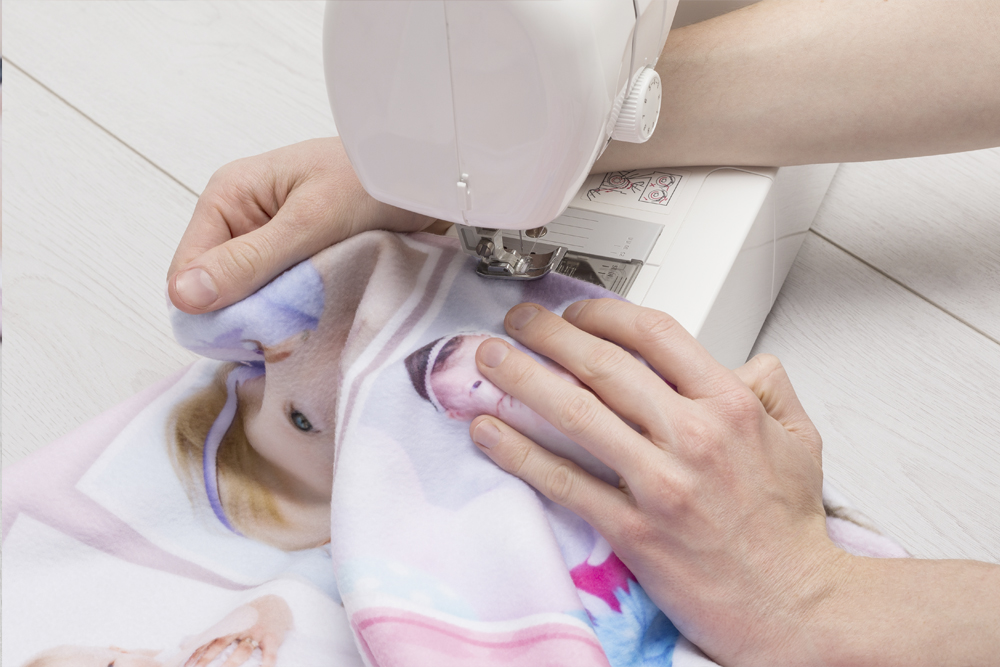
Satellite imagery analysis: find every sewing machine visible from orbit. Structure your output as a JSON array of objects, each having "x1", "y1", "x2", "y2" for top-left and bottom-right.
[{"x1": 323, "y1": 0, "x2": 837, "y2": 367}]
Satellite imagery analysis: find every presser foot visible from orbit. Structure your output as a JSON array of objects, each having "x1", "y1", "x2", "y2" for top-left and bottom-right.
[{"x1": 456, "y1": 226, "x2": 566, "y2": 280}]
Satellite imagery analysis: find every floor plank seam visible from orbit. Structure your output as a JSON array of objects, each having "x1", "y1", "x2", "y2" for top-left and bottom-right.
[
  {"x1": 5, "y1": 58, "x2": 201, "y2": 200},
  {"x1": 808, "y1": 229, "x2": 1000, "y2": 347}
]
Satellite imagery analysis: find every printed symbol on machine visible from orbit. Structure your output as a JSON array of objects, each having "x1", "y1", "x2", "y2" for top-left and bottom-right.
[
  {"x1": 587, "y1": 170, "x2": 682, "y2": 207},
  {"x1": 638, "y1": 174, "x2": 680, "y2": 206}
]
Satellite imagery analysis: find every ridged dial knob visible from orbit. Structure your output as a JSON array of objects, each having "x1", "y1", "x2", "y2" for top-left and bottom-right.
[{"x1": 612, "y1": 67, "x2": 662, "y2": 143}]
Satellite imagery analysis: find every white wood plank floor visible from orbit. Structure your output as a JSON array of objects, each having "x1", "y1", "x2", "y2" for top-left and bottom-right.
[{"x1": 3, "y1": 2, "x2": 999, "y2": 563}]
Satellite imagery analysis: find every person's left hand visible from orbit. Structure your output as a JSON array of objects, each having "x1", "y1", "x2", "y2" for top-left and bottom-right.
[
  {"x1": 184, "y1": 595, "x2": 292, "y2": 667},
  {"x1": 467, "y1": 299, "x2": 851, "y2": 666}
]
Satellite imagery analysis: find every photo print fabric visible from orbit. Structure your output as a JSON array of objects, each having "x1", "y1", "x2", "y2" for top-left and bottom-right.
[{"x1": 3, "y1": 232, "x2": 909, "y2": 667}]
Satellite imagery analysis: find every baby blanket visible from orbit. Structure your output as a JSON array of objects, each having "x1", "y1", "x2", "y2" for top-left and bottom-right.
[{"x1": 2, "y1": 231, "x2": 908, "y2": 667}]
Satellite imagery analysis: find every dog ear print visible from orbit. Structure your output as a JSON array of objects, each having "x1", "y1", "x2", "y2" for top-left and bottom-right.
[{"x1": 261, "y1": 331, "x2": 311, "y2": 364}]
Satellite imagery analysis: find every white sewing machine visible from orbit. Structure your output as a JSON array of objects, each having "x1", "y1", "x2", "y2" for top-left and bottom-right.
[{"x1": 323, "y1": 0, "x2": 837, "y2": 368}]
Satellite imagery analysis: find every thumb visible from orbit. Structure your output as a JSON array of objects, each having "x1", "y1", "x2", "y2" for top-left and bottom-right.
[
  {"x1": 734, "y1": 353, "x2": 822, "y2": 457},
  {"x1": 168, "y1": 189, "x2": 349, "y2": 314}
]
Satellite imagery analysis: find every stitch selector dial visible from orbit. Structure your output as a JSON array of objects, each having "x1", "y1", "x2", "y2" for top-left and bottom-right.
[{"x1": 612, "y1": 67, "x2": 662, "y2": 143}]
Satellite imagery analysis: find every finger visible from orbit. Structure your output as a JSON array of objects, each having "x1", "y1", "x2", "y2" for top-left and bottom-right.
[
  {"x1": 183, "y1": 645, "x2": 205, "y2": 667},
  {"x1": 188, "y1": 637, "x2": 228, "y2": 667},
  {"x1": 261, "y1": 643, "x2": 279, "y2": 667},
  {"x1": 221, "y1": 638, "x2": 256, "y2": 667},
  {"x1": 734, "y1": 354, "x2": 822, "y2": 459},
  {"x1": 476, "y1": 337, "x2": 656, "y2": 478},
  {"x1": 470, "y1": 416, "x2": 634, "y2": 533},
  {"x1": 503, "y1": 303, "x2": 685, "y2": 428},
  {"x1": 168, "y1": 177, "x2": 265, "y2": 279},
  {"x1": 168, "y1": 185, "x2": 343, "y2": 313},
  {"x1": 184, "y1": 643, "x2": 209, "y2": 667},
  {"x1": 562, "y1": 299, "x2": 736, "y2": 400}
]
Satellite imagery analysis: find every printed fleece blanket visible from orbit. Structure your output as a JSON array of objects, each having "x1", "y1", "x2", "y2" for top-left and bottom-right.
[{"x1": 2, "y1": 231, "x2": 908, "y2": 667}]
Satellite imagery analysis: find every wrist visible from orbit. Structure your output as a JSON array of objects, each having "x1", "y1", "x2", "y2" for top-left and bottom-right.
[
  {"x1": 347, "y1": 179, "x2": 434, "y2": 237},
  {"x1": 787, "y1": 546, "x2": 862, "y2": 667},
  {"x1": 737, "y1": 539, "x2": 858, "y2": 667},
  {"x1": 327, "y1": 136, "x2": 434, "y2": 238}
]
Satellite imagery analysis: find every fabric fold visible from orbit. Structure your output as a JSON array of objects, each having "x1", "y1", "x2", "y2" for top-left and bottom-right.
[{"x1": 3, "y1": 231, "x2": 908, "y2": 667}]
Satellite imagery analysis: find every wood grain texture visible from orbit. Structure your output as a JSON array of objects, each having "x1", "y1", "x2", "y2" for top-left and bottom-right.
[
  {"x1": 813, "y1": 149, "x2": 1000, "y2": 342},
  {"x1": 2, "y1": 66, "x2": 198, "y2": 465},
  {"x1": 753, "y1": 234, "x2": 1000, "y2": 562},
  {"x1": 3, "y1": 0, "x2": 332, "y2": 195}
]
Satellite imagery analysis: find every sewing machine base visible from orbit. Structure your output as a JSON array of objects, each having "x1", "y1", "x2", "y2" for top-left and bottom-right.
[{"x1": 450, "y1": 163, "x2": 838, "y2": 368}]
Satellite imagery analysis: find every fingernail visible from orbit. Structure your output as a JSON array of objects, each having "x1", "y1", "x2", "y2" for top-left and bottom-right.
[
  {"x1": 175, "y1": 268, "x2": 219, "y2": 309},
  {"x1": 473, "y1": 421, "x2": 501, "y2": 449},
  {"x1": 508, "y1": 304, "x2": 539, "y2": 330},
  {"x1": 479, "y1": 339, "x2": 509, "y2": 368},
  {"x1": 562, "y1": 301, "x2": 586, "y2": 321}
]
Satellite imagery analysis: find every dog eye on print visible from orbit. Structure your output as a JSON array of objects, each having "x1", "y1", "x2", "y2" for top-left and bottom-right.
[
  {"x1": 169, "y1": 349, "x2": 338, "y2": 553},
  {"x1": 166, "y1": 313, "x2": 893, "y2": 564}
]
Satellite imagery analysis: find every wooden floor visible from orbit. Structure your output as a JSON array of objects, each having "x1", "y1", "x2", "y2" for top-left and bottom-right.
[{"x1": 3, "y1": 1, "x2": 998, "y2": 563}]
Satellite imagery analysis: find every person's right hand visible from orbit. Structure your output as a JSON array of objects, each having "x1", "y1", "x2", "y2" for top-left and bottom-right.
[
  {"x1": 467, "y1": 300, "x2": 846, "y2": 666},
  {"x1": 168, "y1": 137, "x2": 434, "y2": 313}
]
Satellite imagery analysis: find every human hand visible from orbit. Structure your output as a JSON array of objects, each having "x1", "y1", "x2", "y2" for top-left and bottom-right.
[
  {"x1": 168, "y1": 138, "x2": 434, "y2": 314},
  {"x1": 468, "y1": 299, "x2": 851, "y2": 666},
  {"x1": 184, "y1": 595, "x2": 292, "y2": 667}
]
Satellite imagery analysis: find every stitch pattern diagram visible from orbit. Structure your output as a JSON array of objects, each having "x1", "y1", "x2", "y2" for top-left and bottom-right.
[{"x1": 587, "y1": 170, "x2": 682, "y2": 207}]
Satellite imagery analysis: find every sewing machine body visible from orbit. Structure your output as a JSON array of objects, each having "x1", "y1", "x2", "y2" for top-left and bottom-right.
[
  {"x1": 449, "y1": 163, "x2": 839, "y2": 368},
  {"x1": 325, "y1": 0, "x2": 682, "y2": 279},
  {"x1": 325, "y1": 0, "x2": 838, "y2": 367},
  {"x1": 325, "y1": 0, "x2": 677, "y2": 231}
]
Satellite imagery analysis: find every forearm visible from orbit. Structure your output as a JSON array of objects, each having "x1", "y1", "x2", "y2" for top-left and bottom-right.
[
  {"x1": 594, "y1": 0, "x2": 1000, "y2": 170},
  {"x1": 803, "y1": 556, "x2": 1000, "y2": 667}
]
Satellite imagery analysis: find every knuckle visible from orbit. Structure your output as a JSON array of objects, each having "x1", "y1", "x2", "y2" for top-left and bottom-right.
[
  {"x1": 675, "y1": 414, "x2": 717, "y2": 447},
  {"x1": 644, "y1": 466, "x2": 678, "y2": 502},
  {"x1": 643, "y1": 469, "x2": 695, "y2": 515},
  {"x1": 278, "y1": 189, "x2": 330, "y2": 232},
  {"x1": 543, "y1": 463, "x2": 577, "y2": 506},
  {"x1": 743, "y1": 353, "x2": 786, "y2": 390},
  {"x1": 559, "y1": 392, "x2": 600, "y2": 438},
  {"x1": 718, "y1": 380, "x2": 769, "y2": 428},
  {"x1": 516, "y1": 311, "x2": 567, "y2": 350},
  {"x1": 504, "y1": 437, "x2": 534, "y2": 478},
  {"x1": 675, "y1": 415, "x2": 724, "y2": 463},
  {"x1": 206, "y1": 158, "x2": 255, "y2": 195},
  {"x1": 216, "y1": 237, "x2": 275, "y2": 286},
  {"x1": 667, "y1": 474, "x2": 697, "y2": 512},
  {"x1": 612, "y1": 512, "x2": 650, "y2": 546},
  {"x1": 580, "y1": 341, "x2": 630, "y2": 383},
  {"x1": 505, "y1": 355, "x2": 537, "y2": 389},
  {"x1": 632, "y1": 309, "x2": 680, "y2": 345},
  {"x1": 522, "y1": 316, "x2": 558, "y2": 346},
  {"x1": 730, "y1": 387, "x2": 766, "y2": 422},
  {"x1": 754, "y1": 353, "x2": 784, "y2": 374}
]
